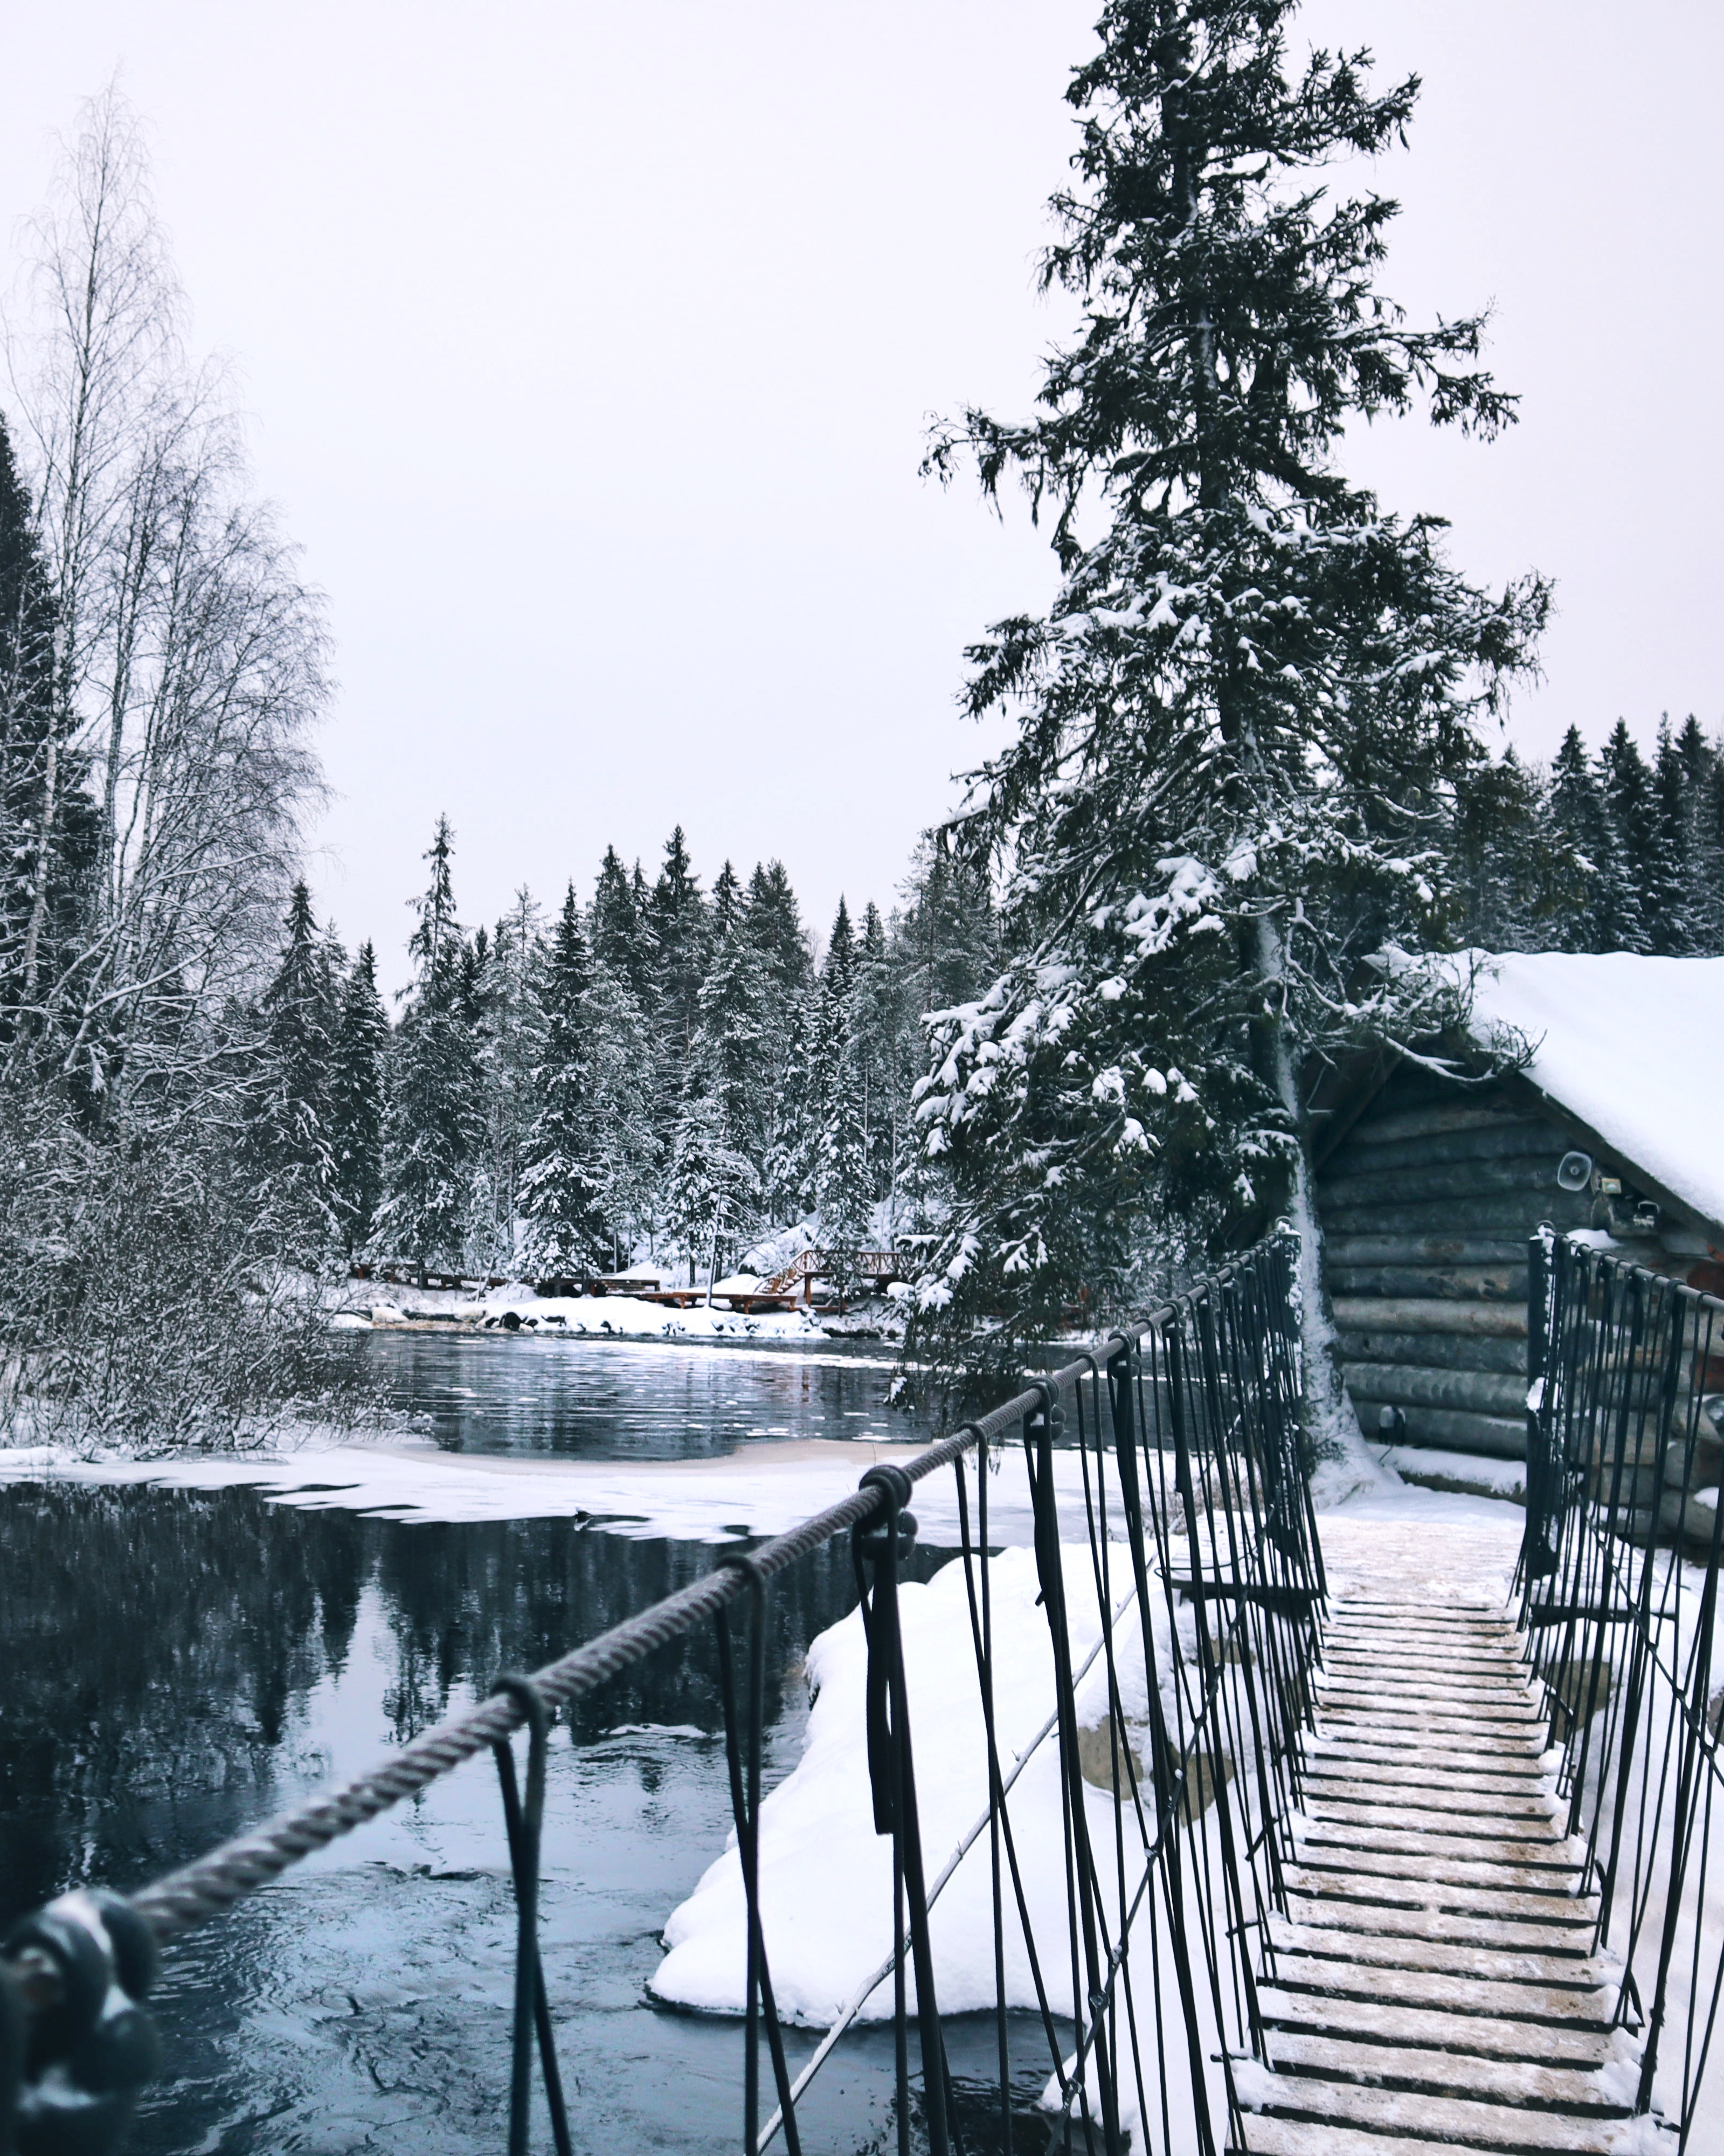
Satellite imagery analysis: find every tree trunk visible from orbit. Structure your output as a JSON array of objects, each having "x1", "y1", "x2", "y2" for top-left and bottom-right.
[{"x1": 1251, "y1": 914, "x2": 1389, "y2": 1500}]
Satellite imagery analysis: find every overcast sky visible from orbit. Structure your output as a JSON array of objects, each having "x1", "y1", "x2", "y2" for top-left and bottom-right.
[{"x1": 3, "y1": 2, "x2": 1720, "y2": 989}]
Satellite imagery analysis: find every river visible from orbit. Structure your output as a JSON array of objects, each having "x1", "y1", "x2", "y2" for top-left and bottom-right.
[{"x1": 0, "y1": 1335, "x2": 1054, "y2": 2153}]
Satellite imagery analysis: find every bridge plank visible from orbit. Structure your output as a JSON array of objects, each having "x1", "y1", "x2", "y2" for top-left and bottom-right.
[
  {"x1": 1304, "y1": 1799, "x2": 1563, "y2": 1836},
  {"x1": 1240, "y1": 1539, "x2": 1660, "y2": 2155},
  {"x1": 1297, "y1": 1822, "x2": 1580, "y2": 1869},
  {"x1": 1283, "y1": 1891, "x2": 1596, "y2": 1955},
  {"x1": 1266, "y1": 1955, "x2": 1615, "y2": 2030},
  {"x1": 1234, "y1": 2105, "x2": 1632, "y2": 2156},
  {"x1": 1259, "y1": 1989, "x2": 1614, "y2": 2064},
  {"x1": 1269, "y1": 1918, "x2": 1608, "y2": 1988},
  {"x1": 1285, "y1": 1867, "x2": 1596, "y2": 1925},
  {"x1": 1264, "y1": 2028, "x2": 1625, "y2": 2109}
]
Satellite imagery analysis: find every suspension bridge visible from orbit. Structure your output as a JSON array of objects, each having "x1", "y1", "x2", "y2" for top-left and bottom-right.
[{"x1": 2, "y1": 1232, "x2": 1719, "y2": 2154}]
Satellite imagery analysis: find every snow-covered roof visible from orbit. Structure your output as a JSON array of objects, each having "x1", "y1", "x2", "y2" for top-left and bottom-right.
[{"x1": 1464, "y1": 951, "x2": 1724, "y2": 1234}]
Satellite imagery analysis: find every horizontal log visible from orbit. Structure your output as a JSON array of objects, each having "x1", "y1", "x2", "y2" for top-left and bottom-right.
[
  {"x1": 1347, "y1": 1097, "x2": 1522, "y2": 1146},
  {"x1": 1320, "y1": 1194, "x2": 1593, "y2": 1236},
  {"x1": 1330, "y1": 1297, "x2": 1529, "y2": 1338},
  {"x1": 1325, "y1": 1235, "x2": 1530, "y2": 1267},
  {"x1": 1335, "y1": 1122, "x2": 1564, "y2": 1176},
  {"x1": 1345, "y1": 1362, "x2": 1529, "y2": 1418},
  {"x1": 1330, "y1": 1265, "x2": 1527, "y2": 1301},
  {"x1": 1349, "y1": 1396, "x2": 1529, "y2": 1460},
  {"x1": 1321, "y1": 1158, "x2": 1561, "y2": 1209},
  {"x1": 1337, "y1": 1329, "x2": 1528, "y2": 1376}
]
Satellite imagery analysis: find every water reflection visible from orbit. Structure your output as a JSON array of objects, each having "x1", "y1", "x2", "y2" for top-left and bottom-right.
[
  {"x1": 365, "y1": 1330, "x2": 928, "y2": 1460},
  {"x1": 0, "y1": 1477, "x2": 971, "y2": 2153}
]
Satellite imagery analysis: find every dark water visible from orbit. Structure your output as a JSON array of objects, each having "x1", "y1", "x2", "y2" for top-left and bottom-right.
[{"x1": 0, "y1": 1348, "x2": 1049, "y2": 2153}]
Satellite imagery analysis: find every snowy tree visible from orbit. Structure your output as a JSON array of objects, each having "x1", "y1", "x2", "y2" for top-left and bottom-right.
[
  {"x1": 1449, "y1": 748, "x2": 1546, "y2": 952},
  {"x1": 911, "y1": 0, "x2": 1547, "y2": 1464},
  {"x1": 647, "y1": 825, "x2": 710, "y2": 1129},
  {"x1": 1645, "y1": 720, "x2": 1691, "y2": 953},
  {"x1": 1597, "y1": 721, "x2": 1657, "y2": 952},
  {"x1": 743, "y1": 859, "x2": 814, "y2": 1220},
  {"x1": 329, "y1": 940, "x2": 389, "y2": 1257},
  {"x1": 817, "y1": 1029, "x2": 875, "y2": 1296},
  {"x1": 381, "y1": 818, "x2": 480, "y2": 1276},
  {"x1": 591, "y1": 845, "x2": 656, "y2": 1008},
  {"x1": 1673, "y1": 716, "x2": 1724, "y2": 952},
  {"x1": 518, "y1": 885, "x2": 608, "y2": 1280},
  {"x1": 4, "y1": 89, "x2": 326, "y2": 1117},
  {"x1": 250, "y1": 880, "x2": 338, "y2": 1254},
  {"x1": 466, "y1": 889, "x2": 541, "y2": 1269},
  {"x1": 666, "y1": 1087, "x2": 758, "y2": 1289},
  {"x1": 693, "y1": 915, "x2": 770, "y2": 1180},
  {"x1": 710, "y1": 858, "x2": 744, "y2": 941},
  {"x1": 585, "y1": 959, "x2": 660, "y2": 1269},
  {"x1": 0, "y1": 409, "x2": 89, "y2": 1065}
]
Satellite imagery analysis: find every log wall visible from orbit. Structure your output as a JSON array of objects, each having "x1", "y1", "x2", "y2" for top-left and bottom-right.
[{"x1": 1316, "y1": 1064, "x2": 1589, "y2": 1463}]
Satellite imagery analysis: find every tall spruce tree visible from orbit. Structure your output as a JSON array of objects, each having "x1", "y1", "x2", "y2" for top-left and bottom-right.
[
  {"x1": 743, "y1": 859, "x2": 815, "y2": 1220},
  {"x1": 519, "y1": 885, "x2": 608, "y2": 1279},
  {"x1": 1674, "y1": 716, "x2": 1724, "y2": 951},
  {"x1": 252, "y1": 880, "x2": 339, "y2": 1252},
  {"x1": 1646, "y1": 720, "x2": 1691, "y2": 953},
  {"x1": 329, "y1": 940, "x2": 389, "y2": 1257},
  {"x1": 1450, "y1": 748, "x2": 1545, "y2": 952},
  {"x1": 382, "y1": 818, "x2": 480, "y2": 1276},
  {"x1": 585, "y1": 958, "x2": 659, "y2": 1268},
  {"x1": 666, "y1": 1087, "x2": 758, "y2": 1289},
  {"x1": 647, "y1": 826, "x2": 710, "y2": 1107},
  {"x1": 912, "y1": 1, "x2": 1547, "y2": 1461},
  {"x1": 1543, "y1": 726, "x2": 1614, "y2": 951},
  {"x1": 1597, "y1": 721, "x2": 1656, "y2": 953},
  {"x1": 466, "y1": 889, "x2": 541, "y2": 1269},
  {"x1": 592, "y1": 845, "x2": 656, "y2": 1007}
]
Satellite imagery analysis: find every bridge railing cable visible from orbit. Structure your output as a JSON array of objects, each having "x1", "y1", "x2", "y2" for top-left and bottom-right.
[
  {"x1": 1521, "y1": 1228, "x2": 1724, "y2": 2151},
  {"x1": 0, "y1": 1232, "x2": 1322, "y2": 2156}
]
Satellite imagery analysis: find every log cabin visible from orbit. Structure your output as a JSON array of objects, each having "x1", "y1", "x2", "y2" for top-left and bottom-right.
[{"x1": 1313, "y1": 953, "x2": 1724, "y2": 1473}]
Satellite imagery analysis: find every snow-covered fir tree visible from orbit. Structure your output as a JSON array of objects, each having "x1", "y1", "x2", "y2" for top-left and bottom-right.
[
  {"x1": 329, "y1": 940, "x2": 389, "y2": 1257},
  {"x1": 1449, "y1": 749, "x2": 1546, "y2": 951},
  {"x1": 381, "y1": 818, "x2": 481, "y2": 1276},
  {"x1": 584, "y1": 957, "x2": 659, "y2": 1269},
  {"x1": 591, "y1": 844, "x2": 656, "y2": 1008},
  {"x1": 743, "y1": 859, "x2": 814, "y2": 1219},
  {"x1": 1642, "y1": 721, "x2": 1689, "y2": 953},
  {"x1": 666, "y1": 1086, "x2": 758, "y2": 1289},
  {"x1": 518, "y1": 885, "x2": 608, "y2": 1279},
  {"x1": 693, "y1": 906, "x2": 770, "y2": 1182},
  {"x1": 466, "y1": 888, "x2": 541, "y2": 1270},
  {"x1": 798, "y1": 897, "x2": 857, "y2": 1206},
  {"x1": 647, "y1": 826, "x2": 710, "y2": 1135},
  {"x1": 910, "y1": 0, "x2": 1548, "y2": 1462},
  {"x1": 251, "y1": 880, "x2": 339, "y2": 1254},
  {"x1": 1597, "y1": 721, "x2": 1657, "y2": 953},
  {"x1": 816, "y1": 1028, "x2": 875, "y2": 1291}
]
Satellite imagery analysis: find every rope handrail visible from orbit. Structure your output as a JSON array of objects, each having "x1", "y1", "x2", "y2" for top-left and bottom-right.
[
  {"x1": 3, "y1": 1229, "x2": 1324, "y2": 2156},
  {"x1": 127, "y1": 1363, "x2": 1085, "y2": 1943}
]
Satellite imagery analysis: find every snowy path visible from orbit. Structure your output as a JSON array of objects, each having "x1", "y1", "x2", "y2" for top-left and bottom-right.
[{"x1": 1237, "y1": 1516, "x2": 1660, "y2": 2156}]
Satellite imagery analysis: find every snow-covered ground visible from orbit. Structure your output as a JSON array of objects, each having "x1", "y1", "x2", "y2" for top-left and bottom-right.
[
  {"x1": 0, "y1": 1428, "x2": 1103, "y2": 1544},
  {"x1": 364, "y1": 1285, "x2": 830, "y2": 1343}
]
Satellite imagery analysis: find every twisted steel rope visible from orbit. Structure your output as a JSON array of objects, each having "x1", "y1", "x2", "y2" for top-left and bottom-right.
[{"x1": 128, "y1": 1369, "x2": 1085, "y2": 1944}]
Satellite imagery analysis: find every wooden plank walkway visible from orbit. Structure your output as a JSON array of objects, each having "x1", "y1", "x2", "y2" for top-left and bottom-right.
[{"x1": 1234, "y1": 1518, "x2": 1664, "y2": 2156}]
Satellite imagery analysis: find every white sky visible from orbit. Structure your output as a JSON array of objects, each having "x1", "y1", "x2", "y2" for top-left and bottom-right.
[{"x1": 2, "y1": 2, "x2": 1719, "y2": 990}]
